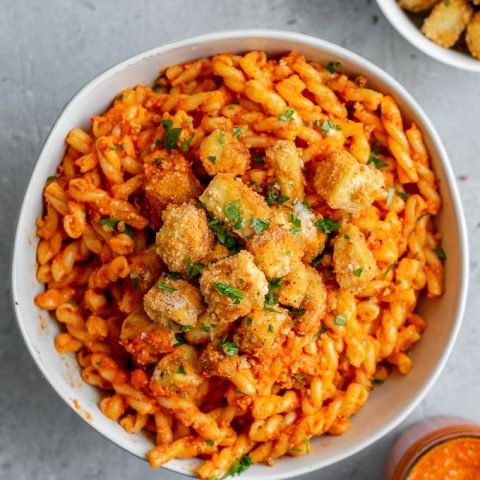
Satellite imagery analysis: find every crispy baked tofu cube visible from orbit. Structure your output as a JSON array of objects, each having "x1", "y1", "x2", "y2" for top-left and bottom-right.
[
  {"x1": 129, "y1": 245, "x2": 164, "y2": 293},
  {"x1": 144, "y1": 151, "x2": 202, "y2": 216},
  {"x1": 199, "y1": 250, "x2": 268, "y2": 322},
  {"x1": 333, "y1": 224, "x2": 378, "y2": 292},
  {"x1": 398, "y1": 0, "x2": 440, "y2": 13},
  {"x1": 277, "y1": 261, "x2": 309, "y2": 308},
  {"x1": 293, "y1": 266, "x2": 327, "y2": 336},
  {"x1": 199, "y1": 342, "x2": 239, "y2": 379},
  {"x1": 313, "y1": 150, "x2": 384, "y2": 212},
  {"x1": 246, "y1": 224, "x2": 302, "y2": 280},
  {"x1": 143, "y1": 274, "x2": 205, "y2": 327},
  {"x1": 466, "y1": 12, "x2": 480, "y2": 59},
  {"x1": 151, "y1": 345, "x2": 203, "y2": 394},
  {"x1": 199, "y1": 128, "x2": 250, "y2": 176},
  {"x1": 234, "y1": 307, "x2": 291, "y2": 358},
  {"x1": 156, "y1": 203, "x2": 214, "y2": 273},
  {"x1": 272, "y1": 204, "x2": 326, "y2": 262},
  {"x1": 422, "y1": 0, "x2": 473, "y2": 48},
  {"x1": 266, "y1": 140, "x2": 305, "y2": 202},
  {"x1": 199, "y1": 173, "x2": 271, "y2": 239},
  {"x1": 120, "y1": 307, "x2": 174, "y2": 366},
  {"x1": 184, "y1": 314, "x2": 230, "y2": 345}
]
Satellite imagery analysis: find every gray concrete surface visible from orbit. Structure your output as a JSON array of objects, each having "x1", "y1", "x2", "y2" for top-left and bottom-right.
[{"x1": 1, "y1": 0, "x2": 479, "y2": 479}]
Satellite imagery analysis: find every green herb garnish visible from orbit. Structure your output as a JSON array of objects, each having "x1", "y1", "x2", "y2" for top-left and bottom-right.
[
  {"x1": 157, "y1": 282, "x2": 177, "y2": 292},
  {"x1": 316, "y1": 217, "x2": 341, "y2": 235},
  {"x1": 161, "y1": 119, "x2": 183, "y2": 150},
  {"x1": 214, "y1": 282, "x2": 243, "y2": 304},
  {"x1": 335, "y1": 314, "x2": 347, "y2": 326},
  {"x1": 353, "y1": 268, "x2": 363, "y2": 277},
  {"x1": 252, "y1": 218, "x2": 270, "y2": 234},
  {"x1": 325, "y1": 61, "x2": 341, "y2": 74},
  {"x1": 278, "y1": 107, "x2": 295, "y2": 121},
  {"x1": 181, "y1": 132, "x2": 195, "y2": 152},
  {"x1": 219, "y1": 336, "x2": 239, "y2": 356}
]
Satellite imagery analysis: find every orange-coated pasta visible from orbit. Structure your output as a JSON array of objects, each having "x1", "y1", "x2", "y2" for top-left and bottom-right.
[{"x1": 34, "y1": 51, "x2": 444, "y2": 479}]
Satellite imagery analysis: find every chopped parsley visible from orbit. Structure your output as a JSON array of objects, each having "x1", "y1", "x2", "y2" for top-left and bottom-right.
[
  {"x1": 264, "y1": 306, "x2": 282, "y2": 313},
  {"x1": 266, "y1": 278, "x2": 283, "y2": 305},
  {"x1": 123, "y1": 224, "x2": 135, "y2": 239},
  {"x1": 368, "y1": 153, "x2": 388, "y2": 169},
  {"x1": 186, "y1": 256, "x2": 206, "y2": 280},
  {"x1": 179, "y1": 324, "x2": 193, "y2": 332},
  {"x1": 372, "y1": 378, "x2": 384, "y2": 385},
  {"x1": 221, "y1": 454, "x2": 251, "y2": 478},
  {"x1": 232, "y1": 127, "x2": 243, "y2": 137},
  {"x1": 320, "y1": 119, "x2": 341, "y2": 133},
  {"x1": 174, "y1": 333, "x2": 186, "y2": 346},
  {"x1": 219, "y1": 336, "x2": 239, "y2": 356},
  {"x1": 167, "y1": 272, "x2": 182, "y2": 280},
  {"x1": 278, "y1": 107, "x2": 295, "y2": 121},
  {"x1": 252, "y1": 217, "x2": 270, "y2": 234},
  {"x1": 176, "y1": 363, "x2": 186, "y2": 375},
  {"x1": 434, "y1": 247, "x2": 446, "y2": 261},
  {"x1": 246, "y1": 317, "x2": 253, "y2": 327},
  {"x1": 46, "y1": 175, "x2": 58, "y2": 182},
  {"x1": 268, "y1": 324, "x2": 274, "y2": 333},
  {"x1": 154, "y1": 138, "x2": 162, "y2": 147},
  {"x1": 208, "y1": 155, "x2": 216, "y2": 164},
  {"x1": 252, "y1": 155, "x2": 265, "y2": 165},
  {"x1": 295, "y1": 374, "x2": 304, "y2": 382},
  {"x1": 311, "y1": 253, "x2": 323, "y2": 267},
  {"x1": 325, "y1": 61, "x2": 341, "y2": 74},
  {"x1": 205, "y1": 440, "x2": 215, "y2": 447},
  {"x1": 303, "y1": 437, "x2": 312, "y2": 454},
  {"x1": 116, "y1": 94, "x2": 124, "y2": 100},
  {"x1": 157, "y1": 282, "x2": 176, "y2": 292},
  {"x1": 386, "y1": 186, "x2": 395, "y2": 206},
  {"x1": 249, "y1": 180, "x2": 260, "y2": 192},
  {"x1": 382, "y1": 262, "x2": 397, "y2": 279},
  {"x1": 265, "y1": 183, "x2": 289, "y2": 206},
  {"x1": 207, "y1": 218, "x2": 239, "y2": 252},
  {"x1": 316, "y1": 217, "x2": 341, "y2": 235},
  {"x1": 353, "y1": 268, "x2": 363, "y2": 277},
  {"x1": 99, "y1": 217, "x2": 118, "y2": 229},
  {"x1": 398, "y1": 192, "x2": 410, "y2": 200},
  {"x1": 289, "y1": 212, "x2": 302, "y2": 235},
  {"x1": 181, "y1": 132, "x2": 195, "y2": 152},
  {"x1": 153, "y1": 156, "x2": 164, "y2": 164},
  {"x1": 132, "y1": 277, "x2": 140, "y2": 290},
  {"x1": 291, "y1": 307, "x2": 306, "y2": 317},
  {"x1": 161, "y1": 119, "x2": 183, "y2": 150},
  {"x1": 218, "y1": 129, "x2": 225, "y2": 144},
  {"x1": 214, "y1": 282, "x2": 243, "y2": 304},
  {"x1": 417, "y1": 212, "x2": 430, "y2": 222},
  {"x1": 335, "y1": 314, "x2": 347, "y2": 326},
  {"x1": 225, "y1": 199, "x2": 245, "y2": 231}
]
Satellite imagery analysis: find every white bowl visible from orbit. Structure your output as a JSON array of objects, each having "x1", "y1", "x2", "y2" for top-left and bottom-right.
[
  {"x1": 11, "y1": 30, "x2": 469, "y2": 479},
  {"x1": 377, "y1": 0, "x2": 480, "y2": 71}
]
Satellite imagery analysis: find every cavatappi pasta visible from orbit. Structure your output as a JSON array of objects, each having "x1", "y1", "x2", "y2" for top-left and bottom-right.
[{"x1": 34, "y1": 51, "x2": 445, "y2": 479}]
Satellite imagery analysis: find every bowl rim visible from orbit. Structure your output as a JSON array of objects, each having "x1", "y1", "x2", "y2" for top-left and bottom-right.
[
  {"x1": 11, "y1": 28, "x2": 470, "y2": 479},
  {"x1": 376, "y1": 0, "x2": 480, "y2": 72}
]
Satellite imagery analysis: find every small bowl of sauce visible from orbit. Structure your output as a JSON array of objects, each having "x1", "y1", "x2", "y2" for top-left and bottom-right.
[{"x1": 386, "y1": 416, "x2": 480, "y2": 480}]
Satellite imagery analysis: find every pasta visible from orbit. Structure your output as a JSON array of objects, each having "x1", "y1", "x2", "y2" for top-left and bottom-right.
[{"x1": 34, "y1": 51, "x2": 445, "y2": 479}]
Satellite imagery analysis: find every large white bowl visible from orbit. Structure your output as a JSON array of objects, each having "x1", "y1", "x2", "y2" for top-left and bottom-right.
[
  {"x1": 11, "y1": 30, "x2": 469, "y2": 479},
  {"x1": 377, "y1": 0, "x2": 480, "y2": 72}
]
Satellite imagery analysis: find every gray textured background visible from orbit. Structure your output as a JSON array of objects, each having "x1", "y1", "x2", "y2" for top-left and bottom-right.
[{"x1": 1, "y1": 0, "x2": 479, "y2": 479}]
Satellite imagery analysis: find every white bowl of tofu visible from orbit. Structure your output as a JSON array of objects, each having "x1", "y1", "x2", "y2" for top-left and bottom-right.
[
  {"x1": 377, "y1": 0, "x2": 480, "y2": 71},
  {"x1": 11, "y1": 30, "x2": 468, "y2": 479}
]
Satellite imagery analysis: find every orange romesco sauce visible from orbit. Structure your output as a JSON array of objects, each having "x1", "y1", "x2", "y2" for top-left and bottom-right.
[{"x1": 408, "y1": 437, "x2": 480, "y2": 480}]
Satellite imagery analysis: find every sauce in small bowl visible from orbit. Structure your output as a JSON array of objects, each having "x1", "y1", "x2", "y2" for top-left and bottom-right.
[{"x1": 386, "y1": 417, "x2": 480, "y2": 480}]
